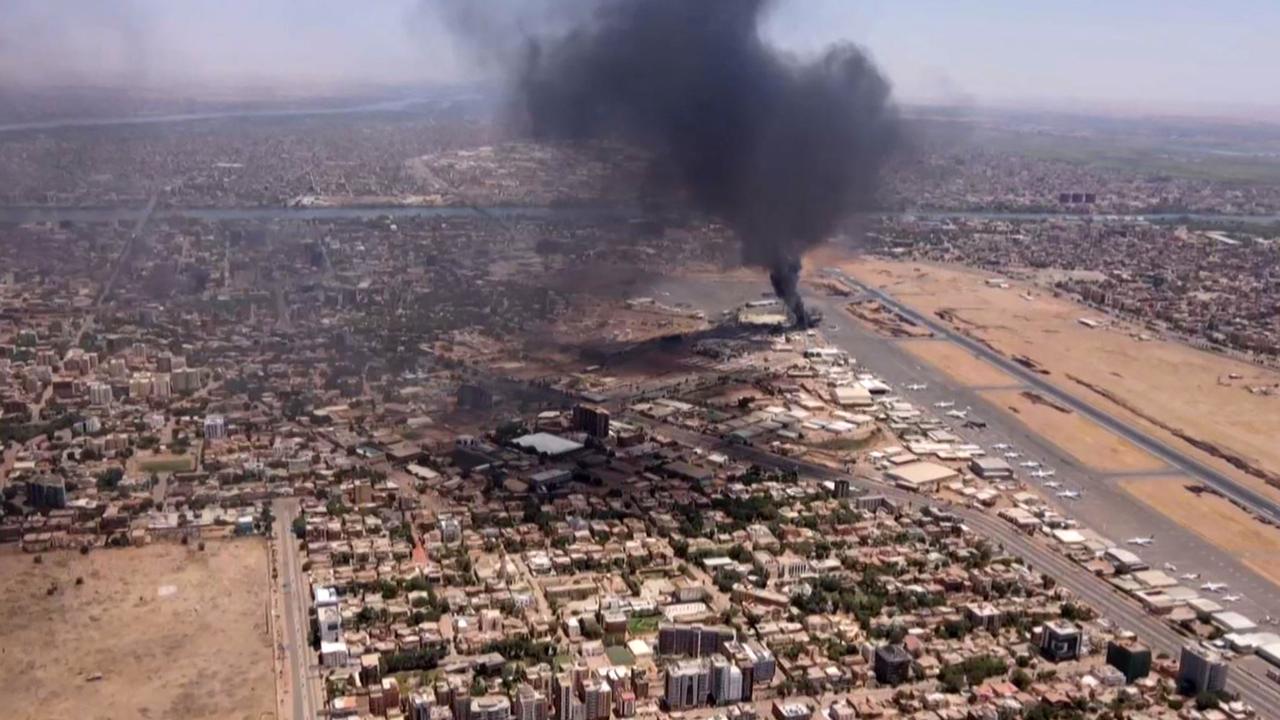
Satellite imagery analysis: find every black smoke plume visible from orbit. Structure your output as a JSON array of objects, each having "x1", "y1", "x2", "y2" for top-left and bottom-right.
[{"x1": 427, "y1": 0, "x2": 900, "y2": 326}]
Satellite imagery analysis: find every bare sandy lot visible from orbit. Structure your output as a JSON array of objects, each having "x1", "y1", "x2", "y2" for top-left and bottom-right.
[
  {"x1": 898, "y1": 338, "x2": 1020, "y2": 388},
  {"x1": 1123, "y1": 478, "x2": 1280, "y2": 587},
  {"x1": 982, "y1": 389, "x2": 1168, "y2": 474},
  {"x1": 822, "y1": 253, "x2": 1280, "y2": 505},
  {"x1": 0, "y1": 540, "x2": 274, "y2": 720}
]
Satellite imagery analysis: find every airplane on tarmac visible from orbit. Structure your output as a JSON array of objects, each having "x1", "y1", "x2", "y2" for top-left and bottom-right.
[
  {"x1": 1201, "y1": 582, "x2": 1228, "y2": 592},
  {"x1": 1030, "y1": 468, "x2": 1056, "y2": 478},
  {"x1": 1181, "y1": 573, "x2": 1201, "y2": 581},
  {"x1": 1003, "y1": 451, "x2": 1022, "y2": 459},
  {"x1": 933, "y1": 400, "x2": 955, "y2": 408},
  {"x1": 946, "y1": 408, "x2": 969, "y2": 419},
  {"x1": 1163, "y1": 562, "x2": 1177, "y2": 572},
  {"x1": 1019, "y1": 460, "x2": 1041, "y2": 468},
  {"x1": 992, "y1": 443, "x2": 1011, "y2": 450},
  {"x1": 905, "y1": 383, "x2": 928, "y2": 391},
  {"x1": 1044, "y1": 481, "x2": 1062, "y2": 489},
  {"x1": 1057, "y1": 490, "x2": 1081, "y2": 500},
  {"x1": 1223, "y1": 594, "x2": 1243, "y2": 603},
  {"x1": 1127, "y1": 536, "x2": 1154, "y2": 546}
]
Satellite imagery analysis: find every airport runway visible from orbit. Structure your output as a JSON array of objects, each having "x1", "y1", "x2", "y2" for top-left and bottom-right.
[{"x1": 649, "y1": 273, "x2": 1280, "y2": 621}]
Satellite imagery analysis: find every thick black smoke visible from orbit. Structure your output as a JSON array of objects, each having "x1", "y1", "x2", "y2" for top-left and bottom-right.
[{"x1": 427, "y1": 0, "x2": 900, "y2": 326}]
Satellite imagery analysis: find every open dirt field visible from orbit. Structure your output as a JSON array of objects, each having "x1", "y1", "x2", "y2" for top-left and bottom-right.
[
  {"x1": 819, "y1": 252, "x2": 1280, "y2": 505},
  {"x1": 1123, "y1": 478, "x2": 1280, "y2": 587},
  {"x1": 0, "y1": 540, "x2": 274, "y2": 720},
  {"x1": 981, "y1": 389, "x2": 1168, "y2": 474},
  {"x1": 898, "y1": 338, "x2": 1020, "y2": 388}
]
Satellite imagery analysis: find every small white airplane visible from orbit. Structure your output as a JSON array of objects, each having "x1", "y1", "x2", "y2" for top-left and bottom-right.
[
  {"x1": 933, "y1": 400, "x2": 955, "y2": 409},
  {"x1": 1201, "y1": 582, "x2": 1228, "y2": 592},
  {"x1": 1003, "y1": 451, "x2": 1022, "y2": 459},
  {"x1": 991, "y1": 443, "x2": 1011, "y2": 450},
  {"x1": 1163, "y1": 562, "x2": 1177, "y2": 572},
  {"x1": 1044, "y1": 480, "x2": 1062, "y2": 489},
  {"x1": 1180, "y1": 573, "x2": 1200, "y2": 581},
  {"x1": 1030, "y1": 468, "x2": 1056, "y2": 478},
  {"x1": 1057, "y1": 490, "x2": 1081, "y2": 500},
  {"x1": 1019, "y1": 460, "x2": 1041, "y2": 468},
  {"x1": 905, "y1": 383, "x2": 928, "y2": 391},
  {"x1": 1223, "y1": 594, "x2": 1243, "y2": 603},
  {"x1": 1127, "y1": 536, "x2": 1154, "y2": 546},
  {"x1": 946, "y1": 408, "x2": 969, "y2": 419}
]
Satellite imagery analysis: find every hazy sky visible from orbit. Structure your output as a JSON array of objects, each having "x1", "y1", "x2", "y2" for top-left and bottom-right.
[{"x1": 2, "y1": 0, "x2": 1277, "y2": 115}]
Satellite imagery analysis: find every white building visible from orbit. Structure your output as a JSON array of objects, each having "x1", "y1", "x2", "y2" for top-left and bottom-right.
[
  {"x1": 88, "y1": 382, "x2": 113, "y2": 406},
  {"x1": 203, "y1": 414, "x2": 227, "y2": 441}
]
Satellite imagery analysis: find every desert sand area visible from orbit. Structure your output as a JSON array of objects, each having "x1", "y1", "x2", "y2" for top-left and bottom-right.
[
  {"x1": 897, "y1": 338, "x2": 1020, "y2": 388},
  {"x1": 0, "y1": 540, "x2": 275, "y2": 720},
  {"x1": 1123, "y1": 477, "x2": 1280, "y2": 588},
  {"x1": 980, "y1": 388, "x2": 1169, "y2": 474},
  {"x1": 819, "y1": 251, "x2": 1280, "y2": 506}
]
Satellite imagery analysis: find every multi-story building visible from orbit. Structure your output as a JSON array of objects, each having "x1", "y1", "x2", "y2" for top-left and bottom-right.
[
  {"x1": 572, "y1": 404, "x2": 610, "y2": 438},
  {"x1": 515, "y1": 685, "x2": 548, "y2": 720},
  {"x1": 582, "y1": 677, "x2": 611, "y2": 720},
  {"x1": 203, "y1": 414, "x2": 226, "y2": 440},
  {"x1": 657, "y1": 624, "x2": 735, "y2": 658},
  {"x1": 665, "y1": 658, "x2": 711, "y2": 711},
  {"x1": 1178, "y1": 644, "x2": 1229, "y2": 696}
]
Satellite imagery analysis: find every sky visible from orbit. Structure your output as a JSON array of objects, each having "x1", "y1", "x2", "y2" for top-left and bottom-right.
[{"x1": 1, "y1": 0, "x2": 1277, "y2": 116}]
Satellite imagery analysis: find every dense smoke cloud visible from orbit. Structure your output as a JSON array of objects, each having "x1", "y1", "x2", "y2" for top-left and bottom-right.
[{"x1": 425, "y1": 0, "x2": 901, "y2": 326}]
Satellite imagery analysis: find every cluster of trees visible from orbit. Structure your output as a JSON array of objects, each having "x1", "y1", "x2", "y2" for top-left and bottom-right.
[
  {"x1": 938, "y1": 655, "x2": 1008, "y2": 694},
  {"x1": 381, "y1": 645, "x2": 447, "y2": 674}
]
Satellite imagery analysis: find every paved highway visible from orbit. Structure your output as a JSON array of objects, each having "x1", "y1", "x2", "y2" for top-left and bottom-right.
[{"x1": 274, "y1": 499, "x2": 320, "y2": 720}]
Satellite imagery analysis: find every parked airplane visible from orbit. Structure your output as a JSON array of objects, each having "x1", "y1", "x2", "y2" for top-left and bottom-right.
[
  {"x1": 1223, "y1": 594, "x2": 1243, "y2": 603},
  {"x1": 1019, "y1": 460, "x2": 1041, "y2": 468},
  {"x1": 1044, "y1": 481, "x2": 1062, "y2": 489},
  {"x1": 1201, "y1": 582, "x2": 1228, "y2": 592},
  {"x1": 945, "y1": 408, "x2": 969, "y2": 419},
  {"x1": 1003, "y1": 451, "x2": 1022, "y2": 459},
  {"x1": 1057, "y1": 490, "x2": 1081, "y2": 500},
  {"x1": 1127, "y1": 536, "x2": 1154, "y2": 546},
  {"x1": 1030, "y1": 469, "x2": 1056, "y2": 478},
  {"x1": 992, "y1": 443, "x2": 1011, "y2": 450},
  {"x1": 1180, "y1": 573, "x2": 1200, "y2": 581},
  {"x1": 933, "y1": 400, "x2": 955, "y2": 408},
  {"x1": 1163, "y1": 562, "x2": 1177, "y2": 572},
  {"x1": 905, "y1": 383, "x2": 928, "y2": 391}
]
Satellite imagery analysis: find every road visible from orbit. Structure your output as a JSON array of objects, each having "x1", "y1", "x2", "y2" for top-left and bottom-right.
[
  {"x1": 273, "y1": 499, "x2": 320, "y2": 720},
  {"x1": 832, "y1": 268, "x2": 1280, "y2": 525}
]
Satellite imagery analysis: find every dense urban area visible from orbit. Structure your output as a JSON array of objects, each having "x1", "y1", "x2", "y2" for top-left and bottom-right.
[{"x1": 3, "y1": 90, "x2": 1280, "y2": 720}]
